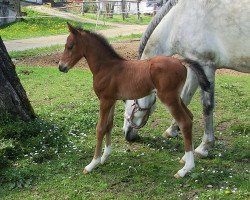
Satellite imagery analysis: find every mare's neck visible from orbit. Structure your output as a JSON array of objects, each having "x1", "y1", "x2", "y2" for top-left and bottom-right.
[{"x1": 82, "y1": 33, "x2": 124, "y2": 75}]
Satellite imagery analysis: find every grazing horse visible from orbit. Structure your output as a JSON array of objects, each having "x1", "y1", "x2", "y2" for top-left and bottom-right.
[
  {"x1": 58, "y1": 23, "x2": 210, "y2": 178},
  {"x1": 123, "y1": 0, "x2": 250, "y2": 157}
]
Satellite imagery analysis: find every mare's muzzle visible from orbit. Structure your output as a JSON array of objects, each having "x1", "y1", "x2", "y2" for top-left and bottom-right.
[
  {"x1": 124, "y1": 127, "x2": 140, "y2": 142},
  {"x1": 59, "y1": 63, "x2": 69, "y2": 73}
]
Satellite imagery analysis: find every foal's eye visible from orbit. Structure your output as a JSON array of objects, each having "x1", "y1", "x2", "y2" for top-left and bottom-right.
[{"x1": 68, "y1": 45, "x2": 74, "y2": 50}]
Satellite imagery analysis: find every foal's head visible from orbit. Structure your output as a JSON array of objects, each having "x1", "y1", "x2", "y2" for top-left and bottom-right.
[{"x1": 59, "y1": 23, "x2": 85, "y2": 73}]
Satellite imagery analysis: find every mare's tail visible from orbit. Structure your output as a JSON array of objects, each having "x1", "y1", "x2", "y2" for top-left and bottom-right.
[{"x1": 184, "y1": 59, "x2": 211, "y2": 92}]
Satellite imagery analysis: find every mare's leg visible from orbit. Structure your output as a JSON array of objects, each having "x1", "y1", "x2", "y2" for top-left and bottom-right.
[
  {"x1": 163, "y1": 68, "x2": 198, "y2": 138},
  {"x1": 101, "y1": 104, "x2": 115, "y2": 164},
  {"x1": 158, "y1": 92, "x2": 194, "y2": 178},
  {"x1": 84, "y1": 99, "x2": 115, "y2": 174},
  {"x1": 195, "y1": 67, "x2": 215, "y2": 157}
]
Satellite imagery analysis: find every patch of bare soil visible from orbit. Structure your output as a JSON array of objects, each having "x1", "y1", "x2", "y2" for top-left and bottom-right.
[
  {"x1": 15, "y1": 40, "x2": 248, "y2": 76},
  {"x1": 15, "y1": 40, "x2": 140, "y2": 68}
]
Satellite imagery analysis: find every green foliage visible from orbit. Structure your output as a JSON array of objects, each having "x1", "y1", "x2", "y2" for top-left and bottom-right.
[
  {"x1": 0, "y1": 67, "x2": 249, "y2": 199},
  {"x1": 0, "y1": 8, "x2": 109, "y2": 40}
]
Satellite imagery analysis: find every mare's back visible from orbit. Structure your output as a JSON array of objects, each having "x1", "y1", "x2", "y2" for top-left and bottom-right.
[{"x1": 160, "y1": 0, "x2": 250, "y2": 67}]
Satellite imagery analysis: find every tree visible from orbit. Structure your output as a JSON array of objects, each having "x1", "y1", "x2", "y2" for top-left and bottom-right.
[{"x1": 0, "y1": 37, "x2": 36, "y2": 121}]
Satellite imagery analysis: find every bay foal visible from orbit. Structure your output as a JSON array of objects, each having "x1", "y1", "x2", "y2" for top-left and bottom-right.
[{"x1": 59, "y1": 23, "x2": 210, "y2": 178}]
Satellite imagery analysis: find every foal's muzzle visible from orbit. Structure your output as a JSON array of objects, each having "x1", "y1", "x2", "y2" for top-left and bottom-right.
[{"x1": 59, "y1": 63, "x2": 69, "y2": 73}]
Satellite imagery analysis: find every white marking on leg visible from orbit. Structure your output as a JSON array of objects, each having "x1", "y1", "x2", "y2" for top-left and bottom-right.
[
  {"x1": 84, "y1": 157, "x2": 101, "y2": 173},
  {"x1": 175, "y1": 151, "x2": 195, "y2": 178},
  {"x1": 195, "y1": 142, "x2": 208, "y2": 157},
  {"x1": 101, "y1": 145, "x2": 112, "y2": 164},
  {"x1": 179, "y1": 153, "x2": 186, "y2": 164},
  {"x1": 195, "y1": 123, "x2": 214, "y2": 158}
]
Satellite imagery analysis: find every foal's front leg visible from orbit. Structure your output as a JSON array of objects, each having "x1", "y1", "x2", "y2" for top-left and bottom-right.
[{"x1": 83, "y1": 99, "x2": 115, "y2": 174}]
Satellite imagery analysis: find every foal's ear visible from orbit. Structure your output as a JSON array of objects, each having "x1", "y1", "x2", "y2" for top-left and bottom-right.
[{"x1": 67, "y1": 22, "x2": 78, "y2": 35}]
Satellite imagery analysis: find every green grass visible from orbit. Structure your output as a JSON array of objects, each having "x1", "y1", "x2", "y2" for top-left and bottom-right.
[
  {"x1": 0, "y1": 66, "x2": 249, "y2": 199},
  {"x1": 0, "y1": 8, "x2": 109, "y2": 40},
  {"x1": 109, "y1": 33, "x2": 142, "y2": 42},
  {"x1": 82, "y1": 13, "x2": 152, "y2": 25},
  {"x1": 9, "y1": 44, "x2": 64, "y2": 59}
]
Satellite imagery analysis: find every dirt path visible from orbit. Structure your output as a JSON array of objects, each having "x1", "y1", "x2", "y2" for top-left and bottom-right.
[
  {"x1": 15, "y1": 40, "x2": 249, "y2": 76},
  {"x1": 15, "y1": 40, "x2": 140, "y2": 67}
]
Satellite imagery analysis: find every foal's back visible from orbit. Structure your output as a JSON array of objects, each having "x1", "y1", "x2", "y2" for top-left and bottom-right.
[
  {"x1": 119, "y1": 56, "x2": 187, "y2": 99},
  {"x1": 96, "y1": 56, "x2": 186, "y2": 100}
]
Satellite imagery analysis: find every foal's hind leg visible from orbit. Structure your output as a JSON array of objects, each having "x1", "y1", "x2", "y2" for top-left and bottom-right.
[
  {"x1": 163, "y1": 69, "x2": 198, "y2": 138},
  {"x1": 101, "y1": 104, "x2": 115, "y2": 164},
  {"x1": 158, "y1": 92, "x2": 195, "y2": 178},
  {"x1": 84, "y1": 99, "x2": 115, "y2": 174}
]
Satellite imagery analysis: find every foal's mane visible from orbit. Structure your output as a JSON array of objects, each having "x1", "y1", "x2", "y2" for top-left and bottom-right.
[{"x1": 78, "y1": 27, "x2": 125, "y2": 60}]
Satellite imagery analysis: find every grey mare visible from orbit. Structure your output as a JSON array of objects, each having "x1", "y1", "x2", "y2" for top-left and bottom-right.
[{"x1": 123, "y1": 0, "x2": 250, "y2": 157}]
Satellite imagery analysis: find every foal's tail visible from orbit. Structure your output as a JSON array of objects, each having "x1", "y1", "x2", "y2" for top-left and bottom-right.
[{"x1": 184, "y1": 59, "x2": 211, "y2": 92}]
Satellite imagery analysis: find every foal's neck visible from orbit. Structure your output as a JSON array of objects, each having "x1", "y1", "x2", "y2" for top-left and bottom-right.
[{"x1": 82, "y1": 32, "x2": 125, "y2": 75}]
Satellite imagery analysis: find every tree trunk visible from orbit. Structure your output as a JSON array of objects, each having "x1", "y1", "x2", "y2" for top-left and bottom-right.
[{"x1": 0, "y1": 37, "x2": 36, "y2": 121}]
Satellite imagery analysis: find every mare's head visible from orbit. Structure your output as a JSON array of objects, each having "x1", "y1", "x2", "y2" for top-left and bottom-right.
[
  {"x1": 123, "y1": 94, "x2": 156, "y2": 141},
  {"x1": 59, "y1": 23, "x2": 85, "y2": 73}
]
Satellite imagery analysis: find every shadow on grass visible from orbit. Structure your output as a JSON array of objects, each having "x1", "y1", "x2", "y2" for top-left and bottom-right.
[
  {"x1": 0, "y1": 113, "x2": 69, "y2": 187},
  {"x1": 133, "y1": 135, "x2": 184, "y2": 153}
]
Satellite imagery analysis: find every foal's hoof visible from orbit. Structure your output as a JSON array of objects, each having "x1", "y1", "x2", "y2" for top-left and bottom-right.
[
  {"x1": 179, "y1": 159, "x2": 185, "y2": 165},
  {"x1": 174, "y1": 173, "x2": 182, "y2": 179},
  {"x1": 83, "y1": 168, "x2": 90, "y2": 174}
]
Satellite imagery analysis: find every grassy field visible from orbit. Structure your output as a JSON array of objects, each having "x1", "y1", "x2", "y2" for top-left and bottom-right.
[
  {"x1": 0, "y1": 66, "x2": 249, "y2": 199},
  {"x1": 0, "y1": 9, "x2": 109, "y2": 40},
  {"x1": 82, "y1": 13, "x2": 152, "y2": 25}
]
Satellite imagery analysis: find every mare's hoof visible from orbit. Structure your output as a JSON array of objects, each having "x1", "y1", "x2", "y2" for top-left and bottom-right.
[
  {"x1": 194, "y1": 150, "x2": 208, "y2": 158},
  {"x1": 83, "y1": 168, "x2": 90, "y2": 174},
  {"x1": 179, "y1": 159, "x2": 185, "y2": 164},
  {"x1": 162, "y1": 131, "x2": 173, "y2": 139},
  {"x1": 174, "y1": 173, "x2": 182, "y2": 179}
]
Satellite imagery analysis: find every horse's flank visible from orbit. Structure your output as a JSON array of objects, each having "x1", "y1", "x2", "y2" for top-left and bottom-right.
[{"x1": 94, "y1": 56, "x2": 187, "y2": 101}]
